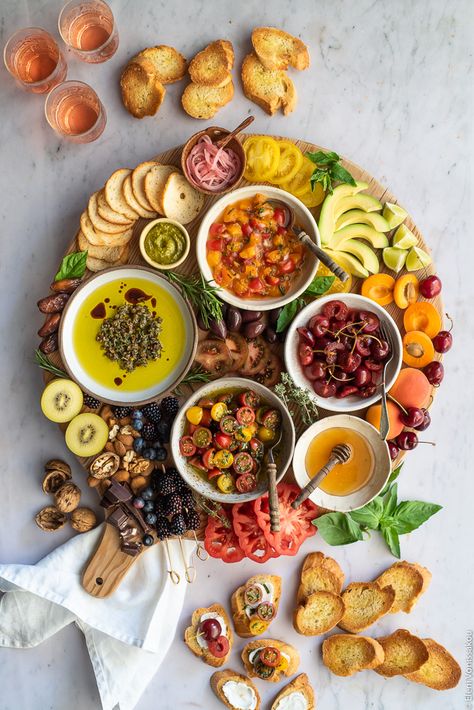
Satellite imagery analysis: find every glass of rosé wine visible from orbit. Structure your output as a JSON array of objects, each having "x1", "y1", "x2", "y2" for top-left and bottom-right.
[
  {"x1": 44, "y1": 80, "x2": 106, "y2": 143},
  {"x1": 58, "y1": 0, "x2": 118, "y2": 63},
  {"x1": 4, "y1": 27, "x2": 67, "y2": 93}
]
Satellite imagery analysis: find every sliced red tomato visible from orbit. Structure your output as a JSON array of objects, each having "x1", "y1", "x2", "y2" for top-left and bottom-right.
[
  {"x1": 236, "y1": 406, "x2": 255, "y2": 425},
  {"x1": 179, "y1": 436, "x2": 196, "y2": 457},
  {"x1": 278, "y1": 258, "x2": 296, "y2": 274},
  {"x1": 248, "y1": 277, "x2": 265, "y2": 293},
  {"x1": 235, "y1": 473, "x2": 257, "y2": 492},
  {"x1": 209, "y1": 222, "x2": 225, "y2": 237},
  {"x1": 253, "y1": 483, "x2": 319, "y2": 556},
  {"x1": 207, "y1": 467, "x2": 221, "y2": 479},
  {"x1": 242, "y1": 222, "x2": 253, "y2": 237},
  {"x1": 214, "y1": 431, "x2": 232, "y2": 450},
  {"x1": 207, "y1": 238, "x2": 224, "y2": 251},
  {"x1": 273, "y1": 208, "x2": 286, "y2": 226},
  {"x1": 232, "y1": 501, "x2": 278, "y2": 564},
  {"x1": 207, "y1": 635, "x2": 229, "y2": 657},
  {"x1": 202, "y1": 448, "x2": 216, "y2": 469},
  {"x1": 204, "y1": 507, "x2": 245, "y2": 563}
]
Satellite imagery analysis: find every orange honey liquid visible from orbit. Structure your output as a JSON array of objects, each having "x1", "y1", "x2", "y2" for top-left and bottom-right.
[{"x1": 305, "y1": 427, "x2": 374, "y2": 496}]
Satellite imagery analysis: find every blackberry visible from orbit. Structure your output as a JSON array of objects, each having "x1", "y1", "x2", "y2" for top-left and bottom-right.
[
  {"x1": 165, "y1": 467, "x2": 180, "y2": 480},
  {"x1": 154, "y1": 496, "x2": 167, "y2": 516},
  {"x1": 155, "y1": 475, "x2": 178, "y2": 496},
  {"x1": 155, "y1": 517, "x2": 171, "y2": 540},
  {"x1": 84, "y1": 394, "x2": 101, "y2": 408},
  {"x1": 181, "y1": 489, "x2": 195, "y2": 510},
  {"x1": 176, "y1": 476, "x2": 191, "y2": 493},
  {"x1": 142, "y1": 421, "x2": 157, "y2": 441},
  {"x1": 169, "y1": 513, "x2": 186, "y2": 536},
  {"x1": 184, "y1": 508, "x2": 201, "y2": 531},
  {"x1": 155, "y1": 419, "x2": 171, "y2": 444},
  {"x1": 164, "y1": 493, "x2": 182, "y2": 516},
  {"x1": 160, "y1": 396, "x2": 179, "y2": 420},
  {"x1": 142, "y1": 402, "x2": 162, "y2": 424},
  {"x1": 112, "y1": 405, "x2": 132, "y2": 418}
]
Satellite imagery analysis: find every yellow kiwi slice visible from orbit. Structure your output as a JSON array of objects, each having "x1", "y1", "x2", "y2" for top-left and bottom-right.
[
  {"x1": 65, "y1": 413, "x2": 109, "y2": 457},
  {"x1": 41, "y1": 379, "x2": 83, "y2": 423}
]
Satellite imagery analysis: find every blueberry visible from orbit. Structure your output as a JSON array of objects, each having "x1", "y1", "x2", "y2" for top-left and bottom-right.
[
  {"x1": 142, "y1": 534, "x2": 154, "y2": 546},
  {"x1": 151, "y1": 440, "x2": 162, "y2": 449},
  {"x1": 143, "y1": 500, "x2": 155, "y2": 513},
  {"x1": 141, "y1": 487, "x2": 154, "y2": 501},
  {"x1": 132, "y1": 496, "x2": 145, "y2": 509},
  {"x1": 133, "y1": 410, "x2": 144, "y2": 419},
  {"x1": 145, "y1": 512, "x2": 158, "y2": 525},
  {"x1": 154, "y1": 447, "x2": 167, "y2": 462},
  {"x1": 156, "y1": 420, "x2": 170, "y2": 444},
  {"x1": 143, "y1": 447, "x2": 156, "y2": 460},
  {"x1": 133, "y1": 418, "x2": 144, "y2": 431},
  {"x1": 133, "y1": 437, "x2": 145, "y2": 453}
]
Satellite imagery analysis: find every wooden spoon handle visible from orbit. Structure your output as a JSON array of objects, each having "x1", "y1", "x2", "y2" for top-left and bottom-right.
[
  {"x1": 299, "y1": 233, "x2": 350, "y2": 283},
  {"x1": 267, "y1": 462, "x2": 280, "y2": 532},
  {"x1": 292, "y1": 454, "x2": 340, "y2": 509},
  {"x1": 215, "y1": 116, "x2": 255, "y2": 148}
]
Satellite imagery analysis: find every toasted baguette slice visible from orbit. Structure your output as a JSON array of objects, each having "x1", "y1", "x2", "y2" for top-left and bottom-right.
[
  {"x1": 181, "y1": 80, "x2": 234, "y2": 119},
  {"x1": 86, "y1": 243, "x2": 129, "y2": 272},
  {"x1": 210, "y1": 669, "x2": 261, "y2": 710},
  {"x1": 135, "y1": 45, "x2": 187, "y2": 84},
  {"x1": 241, "y1": 53, "x2": 296, "y2": 116},
  {"x1": 322, "y1": 634, "x2": 385, "y2": 677},
  {"x1": 374, "y1": 629, "x2": 429, "y2": 677},
  {"x1": 122, "y1": 174, "x2": 156, "y2": 219},
  {"x1": 242, "y1": 639, "x2": 300, "y2": 682},
  {"x1": 188, "y1": 40, "x2": 234, "y2": 86},
  {"x1": 87, "y1": 192, "x2": 132, "y2": 235},
  {"x1": 294, "y1": 591, "x2": 345, "y2": 636},
  {"x1": 375, "y1": 561, "x2": 432, "y2": 613},
  {"x1": 339, "y1": 582, "x2": 395, "y2": 633},
  {"x1": 131, "y1": 161, "x2": 159, "y2": 212},
  {"x1": 404, "y1": 638, "x2": 461, "y2": 690},
  {"x1": 104, "y1": 169, "x2": 139, "y2": 221},
  {"x1": 297, "y1": 552, "x2": 345, "y2": 602},
  {"x1": 77, "y1": 230, "x2": 126, "y2": 262},
  {"x1": 162, "y1": 171, "x2": 205, "y2": 224},
  {"x1": 144, "y1": 164, "x2": 174, "y2": 214},
  {"x1": 252, "y1": 27, "x2": 310, "y2": 71},
  {"x1": 120, "y1": 59, "x2": 166, "y2": 118},
  {"x1": 97, "y1": 189, "x2": 133, "y2": 226},
  {"x1": 270, "y1": 674, "x2": 315, "y2": 710},
  {"x1": 184, "y1": 603, "x2": 233, "y2": 668},
  {"x1": 231, "y1": 575, "x2": 281, "y2": 638},
  {"x1": 80, "y1": 211, "x2": 134, "y2": 247}
]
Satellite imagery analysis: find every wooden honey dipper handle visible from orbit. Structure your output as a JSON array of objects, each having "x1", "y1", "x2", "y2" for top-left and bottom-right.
[
  {"x1": 292, "y1": 444, "x2": 352, "y2": 509},
  {"x1": 267, "y1": 462, "x2": 280, "y2": 532}
]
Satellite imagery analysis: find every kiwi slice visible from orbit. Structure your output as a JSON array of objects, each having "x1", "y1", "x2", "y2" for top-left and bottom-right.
[
  {"x1": 41, "y1": 379, "x2": 84, "y2": 423},
  {"x1": 65, "y1": 413, "x2": 109, "y2": 457}
]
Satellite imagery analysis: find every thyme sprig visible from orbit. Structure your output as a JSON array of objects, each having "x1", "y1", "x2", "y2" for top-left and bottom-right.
[
  {"x1": 273, "y1": 372, "x2": 319, "y2": 426},
  {"x1": 195, "y1": 496, "x2": 231, "y2": 528},
  {"x1": 166, "y1": 272, "x2": 223, "y2": 329},
  {"x1": 173, "y1": 365, "x2": 212, "y2": 396},
  {"x1": 34, "y1": 350, "x2": 68, "y2": 379}
]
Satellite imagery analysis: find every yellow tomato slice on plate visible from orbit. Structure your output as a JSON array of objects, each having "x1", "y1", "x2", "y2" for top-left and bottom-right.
[
  {"x1": 249, "y1": 619, "x2": 269, "y2": 635},
  {"x1": 243, "y1": 136, "x2": 280, "y2": 181},
  {"x1": 283, "y1": 157, "x2": 315, "y2": 196},
  {"x1": 299, "y1": 182, "x2": 326, "y2": 208},
  {"x1": 316, "y1": 259, "x2": 353, "y2": 294},
  {"x1": 271, "y1": 140, "x2": 304, "y2": 185},
  {"x1": 275, "y1": 655, "x2": 289, "y2": 672}
]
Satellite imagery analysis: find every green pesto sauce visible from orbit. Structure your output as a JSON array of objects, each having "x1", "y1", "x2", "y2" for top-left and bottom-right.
[{"x1": 144, "y1": 223, "x2": 186, "y2": 265}]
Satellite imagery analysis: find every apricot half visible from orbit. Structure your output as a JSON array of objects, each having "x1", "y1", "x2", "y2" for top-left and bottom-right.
[
  {"x1": 404, "y1": 302, "x2": 441, "y2": 338},
  {"x1": 389, "y1": 367, "x2": 431, "y2": 409},
  {"x1": 361, "y1": 273, "x2": 395, "y2": 306},
  {"x1": 402, "y1": 331, "x2": 435, "y2": 368},
  {"x1": 394, "y1": 274, "x2": 419, "y2": 309},
  {"x1": 366, "y1": 400, "x2": 404, "y2": 439}
]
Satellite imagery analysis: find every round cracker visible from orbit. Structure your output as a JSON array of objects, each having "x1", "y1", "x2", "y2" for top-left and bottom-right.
[
  {"x1": 97, "y1": 189, "x2": 133, "y2": 226},
  {"x1": 162, "y1": 171, "x2": 205, "y2": 224},
  {"x1": 144, "y1": 164, "x2": 174, "y2": 213},
  {"x1": 80, "y1": 211, "x2": 134, "y2": 247},
  {"x1": 104, "y1": 168, "x2": 139, "y2": 221},
  {"x1": 131, "y1": 161, "x2": 159, "y2": 211},
  {"x1": 86, "y1": 243, "x2": 130, "y2": 273},
  {"x1": 77, "y1": 230, "x2": 125, "y2": 262},
  {"x1": 87, "y1": 192, "x2": 132, "y2": 234},
  {"x1": 122, "y1": 174, "x2": 156, "y2": 218}
]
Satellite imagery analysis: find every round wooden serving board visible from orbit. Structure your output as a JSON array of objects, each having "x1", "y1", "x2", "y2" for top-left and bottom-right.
[{"x1": 45, "y1": 134, "x2": 444, "y2": 596}]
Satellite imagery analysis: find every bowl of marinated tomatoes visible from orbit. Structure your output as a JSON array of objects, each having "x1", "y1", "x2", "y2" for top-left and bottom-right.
[
  {"x1": 196, "y1": 186, "x2": 320, "y2": 311},
  {"x1": 284, "y1": 294, "x2": 402, "y2": 412},
  {"x1": 170, "y1": 378, "x2": 295, "y2": 503}
]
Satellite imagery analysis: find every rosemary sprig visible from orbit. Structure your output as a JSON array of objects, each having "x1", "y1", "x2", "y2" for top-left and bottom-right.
[
  {"x1": 166, "y1": 272, "x2": 223, "y2": 329},
  {"x1": 273, "y1": 372, "x2": 319, "y2": 426},
  {"x1": 173, "y1": 365, "x2": 212, "y2": 396},
  {"x1": 34, "y1": 350, "x2": 67, "y2": 378},
  {"x1": 195, "y1": 496, "x2": 231, "y2": 528}
]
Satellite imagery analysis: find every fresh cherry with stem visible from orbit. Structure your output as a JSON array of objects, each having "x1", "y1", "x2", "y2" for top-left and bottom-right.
[{"x1": 432, "y1": 314, "x2": 453, "y2": 354}]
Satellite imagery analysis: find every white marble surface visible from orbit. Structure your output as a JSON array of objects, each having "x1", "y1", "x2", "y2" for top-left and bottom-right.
[{"x1": 0, "y1": 0, "x2": 473, "y2": 708}]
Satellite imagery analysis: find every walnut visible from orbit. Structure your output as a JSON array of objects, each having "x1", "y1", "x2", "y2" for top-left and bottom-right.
[
  {"x1": 42, "y1": 467, "x2": 72, "y2": 494},
  {"x1": 70, "y1": 507, "x2": 97, "y2": 532},
  {"x1": 123, "y1": 449, "x2": 136, "y2": 463},
  {"x1": 128, "y1": 457, "x2": 153, "y2": 477},
  {"x1": 44, "y1": 459, "x2": 71, "y2": 476},
  {"x1": 90, "y1": 452, "x2": 120, "y2": 479},
  {"x1": 54, "y1": 482, "x2": 81, "y2": 513},
  {"x1": 120, "y1": 425, "x2": 134, "y2": 436},
  {"x1": 108, "y1": 424, "x2": 119, "y2": 441},
  {"x1": 35, "y1": 506, "x2": 67, "y2": 531}
]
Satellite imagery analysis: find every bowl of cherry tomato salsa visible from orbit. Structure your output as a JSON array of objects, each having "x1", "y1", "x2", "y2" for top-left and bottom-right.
[
  {"x1": 170, "y1": 377, "x2": 295, "y2": 503},
  {"x1": 196, "y1": 185, "x2": 320, "y2": 311},
  {"x1": 284, "y1": 294, "x2": 402, "y2": 412}
]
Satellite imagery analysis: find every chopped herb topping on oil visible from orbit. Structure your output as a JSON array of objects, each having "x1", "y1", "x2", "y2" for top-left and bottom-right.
[{"x1": 96, "y1": 304, "x2": 162, "y2": 372}]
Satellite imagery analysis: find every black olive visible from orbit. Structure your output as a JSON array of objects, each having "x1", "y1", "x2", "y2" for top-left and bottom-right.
[
  {"x1": 226, "y1": 307, "x2": 242, "y2": 332},
  {"x1": 243, "y1": 321, "x2": 266, "y2": 338},
  {"x1": 209, "y1": 318, "x2": 228, "y2": 340},
  {"x1": 268, "y1": 307, "x2": 283, "y2": 326},
  {"x1": 196, "y1": 312, "x2": 209, "y2": 331},
  {"x1": 264, "y1": 326, "x2": 277, "y2": 343},
  {"x1": 241, "y1": 310, "x2": 263, "y2": 323}
]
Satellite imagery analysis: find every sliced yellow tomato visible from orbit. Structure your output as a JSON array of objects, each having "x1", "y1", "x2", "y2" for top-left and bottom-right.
[
  {"x1": 249, "y1": 619, "x2": 269, "y2": 635},
  {"x1": 211, "y1": 402, "x2": 228, "y2": 421},
  {"x1": 283, "y1": 157, "x2": 315, "y2": 197},
  {"x1": 270, "y1": 140, "x2": 304, "y2": 185},
  {"x1": 216, "y1": 473, "x2": 235, "y2": 493},
  {"x1": 186, "y1": 406, "x2": 203, "y2": 425},
  {"x1": 316, "y1": 259, "x2": 352, "y2": 294},
  {"x1": 243, "y1": 136, "x2": 280, "y2": 181},
  {"x1": 275, "y1": 655, "x2": 289, "y2": 672},
  {"x1": 299, "y1": 182, "x2": 326, "y2": 208}
]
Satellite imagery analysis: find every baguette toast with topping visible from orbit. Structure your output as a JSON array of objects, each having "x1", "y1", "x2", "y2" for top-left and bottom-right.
[
  {"x1": 211, "y1": 669, "x2": 261, "y2": 710},
  {"x1": 241, "y1": 639, "x2": 300, "y2": 682},
  {"x1": 231, "y1": 574, "x2": 281, "y2": 638},
  {"x1": 322, "y1": 634, "x2": 385, "y2": 677},
  {"x1": 184, "y1": 603, "x2": 233, "y2": 668},
  {"x1": 375, "y1": 561, "x2": 432, "y2": 613},
  {"x1": 270, "y1": 673, "x2": 315, "y2": 710}
]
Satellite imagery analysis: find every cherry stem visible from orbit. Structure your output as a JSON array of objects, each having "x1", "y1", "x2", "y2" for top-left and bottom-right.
[
  {"x1": 419, "y1": 441, "x2": 436, "y2": 446},
  {"x1": 387, "y1": 393, "x2": 408, "y2": 415},
  {"x1": 445, "y1": 312, "x2": 454, "y2": 333}
]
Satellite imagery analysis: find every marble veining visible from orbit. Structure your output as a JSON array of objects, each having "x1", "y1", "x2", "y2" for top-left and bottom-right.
[{"x1": 0, "y1": 0, "x2": 472, "y2": 708}]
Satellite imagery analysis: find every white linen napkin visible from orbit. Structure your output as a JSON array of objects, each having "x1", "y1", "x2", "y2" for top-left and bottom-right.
[{"x1": 0, "y1": 523, "x2": 194, "y2": 710}]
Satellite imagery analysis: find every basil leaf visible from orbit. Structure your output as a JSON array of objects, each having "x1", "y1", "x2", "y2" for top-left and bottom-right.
[
  {"x1": 391, "y1": 500, "x2": 442, "y2": 534},
  {"x1": 381, "y1": 524, "x2": 401, "y2": 558},
  {"x1": 304, "y1": 276, "x2": 335, "y2": 297},
  {"x1": 276, "y1": 298, "x2": 300, "y2": 333},
  {"x1": 382, "y1": 483, "x2": 398, "y2": 517},
  {"x1": 306, "y1": 150, "x2": 340, "y2": 165},
  {"x1": 314, "y1": 512, "x2": 363, "y2": 546},
  {"x1": 380, "y1": 463, "x2": 404, "y2": 497},
  {"x1": 350, "y1": 497, "x2": 384, "y2": 530},
  {"x1": 55, "y1": 251, "x2": 88, "y2": 281},
  {"x1": 330, "y1": 163, "x2": 357, "y2": 187}
]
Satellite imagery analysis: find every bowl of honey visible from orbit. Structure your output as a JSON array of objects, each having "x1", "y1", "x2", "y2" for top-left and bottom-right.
[{"x1": 292, "y1": 414, "x2": 391, "y2": 512}]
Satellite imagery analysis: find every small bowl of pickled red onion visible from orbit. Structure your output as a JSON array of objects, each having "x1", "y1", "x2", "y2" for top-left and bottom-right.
[{"x1": 181, "y1": 126, "x2": 245, "y2": 196}]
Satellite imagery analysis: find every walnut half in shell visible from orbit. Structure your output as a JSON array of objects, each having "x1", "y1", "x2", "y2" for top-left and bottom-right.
[
  {"x1": 35, "y1": 506, "x2": 67, "y2": 531},
  {"x1": 54, "y1": 482, "x2": 81, "y2": 513},
  {"x1": 44, "y1": 459, "x2": 71, "y2": 476},
  {"x1": 42, "y1": 467, "x2": 72, "y2": 494},
  {"x1": 90, "y1": 452, "x2": 120, "y2": 480}
]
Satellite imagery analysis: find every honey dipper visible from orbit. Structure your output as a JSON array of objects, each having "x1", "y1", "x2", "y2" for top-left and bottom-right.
[{"x1": 291, "y1": 443, "x2": 352, "y2": 509}]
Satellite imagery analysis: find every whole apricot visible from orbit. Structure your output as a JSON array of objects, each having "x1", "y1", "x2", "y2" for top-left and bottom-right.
[{"x1": 366, "y1": 400, "x2": 404, "y2": 439}]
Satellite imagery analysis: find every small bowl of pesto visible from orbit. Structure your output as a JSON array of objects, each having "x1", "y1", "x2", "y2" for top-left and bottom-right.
[{"x1": 139, "y1": 218, "x2": 190, "y2": 271}]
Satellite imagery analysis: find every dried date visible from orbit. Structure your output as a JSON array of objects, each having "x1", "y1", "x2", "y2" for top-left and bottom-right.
[
  {"x1": 38, "y1": 313, "x2": 61, "y2": 337},
  {"x1": 39, "y1": 333, "x2": 58, "y2": 354},
  {"x1": 50, "y1": 278, "x2": 82, "y2": 293},
  {"x1": 37, "y1": 292, "x2": 70, "y2": 314}
]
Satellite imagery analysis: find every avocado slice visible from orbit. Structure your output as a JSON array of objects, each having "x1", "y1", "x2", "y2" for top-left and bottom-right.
[
  {"x1": 324, "y1": 249, "x2": 369, "y2": 279},
  {"x1": 333, "y1": 194, "x2": 382, "y2": 221},
  {"x1": 335, "y1": 209, "x2": 390, "y2": 232},
  {"x1": 336, "y1": 239, "x2": 380, "y2": 274},
  {"x1": 318, "y1": 181, "x2": 368, "y2": 246},
  {"x1": 329, "y1": 225, "x2": 389, "y2": 250}
]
